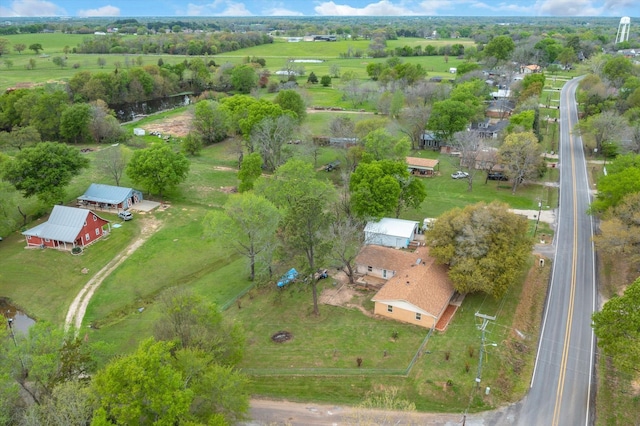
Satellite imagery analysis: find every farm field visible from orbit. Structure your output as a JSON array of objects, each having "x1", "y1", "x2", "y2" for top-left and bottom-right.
[{"x1": 0, "y1": 33, "x2": 471, "y2": 91}]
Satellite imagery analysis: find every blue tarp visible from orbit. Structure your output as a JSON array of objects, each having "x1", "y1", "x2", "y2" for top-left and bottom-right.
[{"x1": 277, "y1": 268, "x2": 298, "y2": 287}]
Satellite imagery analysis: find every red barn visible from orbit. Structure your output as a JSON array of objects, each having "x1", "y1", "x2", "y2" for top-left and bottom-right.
[{"x1": 22, "y1": 206, "x2": 110, "y2": 251}]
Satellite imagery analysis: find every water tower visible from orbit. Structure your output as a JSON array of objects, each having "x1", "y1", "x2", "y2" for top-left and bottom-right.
[{"x1": 616, "y1": 17, "x2": 631, "y2": 44}]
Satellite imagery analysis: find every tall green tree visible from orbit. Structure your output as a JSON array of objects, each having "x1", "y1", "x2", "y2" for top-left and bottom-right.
[
  {"x1": 28, "y1": 43, "x2": 43, "y2": 54},
  {"x1": 592, "y1": 277, "x2": 640, "y2": 375},
  {"x1": 427, "y1": 99, "x2": 474, "y2": 143},
  {"x1": 350, "y1": 159, "x2": 424, "y2": 219},
  {"x1": 154, "y1": 287, "x2": 246, "y2": 366},
  {"x1": 281, "y1": 194, "x2": 333, "y2": 316},
  {"x1": 484, "y1": 35, "x2": 515, "y2": 62},
  {"x1": 425, "y1": 201, "x2": 532, "y2": 299},
  {"x1": 92, "y1": 339, "x2": 192, "y2": 425},
  {"x1": 126, "y1": 143, "x2": 190, "y2": 198},
  {"x1": 192, "y1": 100, "x2": 229, "y2": 144},
  {"x1": 274, "y1": 89, "x2": 306, "y2": 122},
  {"x1": 2, "y1": 141, "x2": 89, "y2": 205},
  {"x1": 237, "y1": 152, "x2": 263, "y2": 192},
  {"x1": 257, "y1": 159, "x2": 336, "y2": 315},
  {"x1": 204, "y1": 193, "x2": 280, "y2": 281},
  {"x1": 362, "y1": 128, "x2": 410, "y2": 161},
  {"x1": 231, "y1": 64, "x2": 258, "y2": 94},
  {"x1": 0, "y1": 321, "x2": 94, "y2": 408},
  {"x1": 60, "y1": 103, "x2": 91, "y2": 144}
]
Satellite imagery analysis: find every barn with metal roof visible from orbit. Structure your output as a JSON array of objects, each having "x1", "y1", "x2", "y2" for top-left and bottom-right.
[
  {"x1": 77, "y1": 184, "x2": 142, "y2": 211},
  {"x1": 22, "y1": 206, "x2": 110, "y2": 251}
]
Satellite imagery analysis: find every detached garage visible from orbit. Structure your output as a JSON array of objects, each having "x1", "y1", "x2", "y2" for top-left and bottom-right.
[
  {"x1": 364, "y1": 218, "x2": 420, "y2": 249},
  {"x1": 77, "y1": 184, "x2": 143, "y2": 212}
]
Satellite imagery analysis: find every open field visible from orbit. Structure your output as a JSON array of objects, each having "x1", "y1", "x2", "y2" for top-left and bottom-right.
[{"x1": 0, "y1": 33, "x2": 472, "y2": 91}]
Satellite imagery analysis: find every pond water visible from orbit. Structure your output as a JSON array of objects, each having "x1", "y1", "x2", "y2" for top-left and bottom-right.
[
  {"x1": 113, "y1": 93, "x2": 192, "y2": 123},
  {"x1": 0, "y1": 298, "x2": 36, "y2": 334}
]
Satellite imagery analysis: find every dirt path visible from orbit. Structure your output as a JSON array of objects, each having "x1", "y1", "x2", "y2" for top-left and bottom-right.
[{"x1": 64, "y1": 216, "x2": 161, "y2": 333}]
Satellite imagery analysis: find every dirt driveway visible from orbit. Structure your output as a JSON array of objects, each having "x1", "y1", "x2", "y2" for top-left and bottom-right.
[{"x1": 64, "y1": 215, "x2": 161, "y2": 333}]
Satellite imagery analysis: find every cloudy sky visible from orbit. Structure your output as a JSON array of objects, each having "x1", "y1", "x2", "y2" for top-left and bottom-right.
[{"x1": 0, "y1": 0, "x2": 636, "y2": 18}]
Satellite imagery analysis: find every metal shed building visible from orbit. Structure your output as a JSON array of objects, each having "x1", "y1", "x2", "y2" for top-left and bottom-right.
[
  {"x1": 77, "y1": 184, "x2": 143, "y2": 212},
  {"x1": 364, "y1": 218, "x2": 420, "y2": 249}
]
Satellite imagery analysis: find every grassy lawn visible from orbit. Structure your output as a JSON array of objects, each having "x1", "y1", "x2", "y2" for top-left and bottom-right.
[
  {"x1": 234, "y1": 257, "x2": 548, "y2": 413},
  {"x1": 0, "y1": 214, "x2": 138, "y2": 324}
]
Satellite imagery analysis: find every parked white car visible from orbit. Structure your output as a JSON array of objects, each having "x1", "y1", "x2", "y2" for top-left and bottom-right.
[
  {"x1": 118, "y1": 211, "x2": 133, "y2": 221},
  {"x1": 451, "y1": 171, "x2": 469, "y2": 179}
]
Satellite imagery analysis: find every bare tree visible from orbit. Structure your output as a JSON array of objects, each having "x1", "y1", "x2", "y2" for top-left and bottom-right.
[
  {"x1": 621, "y1": 123, "x2": 640, "y2": 154},
  {"x1": 499, "y1": 132, "x2": 543, "y2": 193},
  {"x1": 398, "y1": 105, "x2": 431, "y2": 150},
  {"x1": 250, "y1": 115, "x2": 297, "y2": 172},
  {"x1": 327, "y1": 210, "x2": 365, "y2": 284},
  {"x1": 329, "y1": 116, "x2": 356, "y2": 138},
  {"x1": 404, "y1": 81, "x2": 449, "y2": 107},
  {"x1": 450, "y1": 131, "x2": 484, "y2": 191},
  {"x1": 97, "y1": 145, "x2": 129, "y2": 186}
]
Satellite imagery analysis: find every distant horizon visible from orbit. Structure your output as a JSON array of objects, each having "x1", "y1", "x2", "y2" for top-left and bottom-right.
[{"x1": 0, "y1": 0, "x2": 637, "y2": 19}]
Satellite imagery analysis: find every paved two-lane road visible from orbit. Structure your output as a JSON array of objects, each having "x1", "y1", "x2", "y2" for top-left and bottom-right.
[{"x1": 512, "y1": 77, "x2": 598, "y2": 425}]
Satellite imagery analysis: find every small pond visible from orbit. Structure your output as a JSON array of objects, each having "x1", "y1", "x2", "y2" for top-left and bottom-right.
[{"x1": 0, "y1": 298, "x2": 36, "y2": 334}]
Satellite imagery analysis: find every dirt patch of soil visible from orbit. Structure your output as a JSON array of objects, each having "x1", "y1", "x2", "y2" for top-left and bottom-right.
[
  {"x1": 141, "y1": 111, "x2": 193, "y2": 137},
  {"x1": 319, "y1": 271, "x2": 375, "y2": 317}
]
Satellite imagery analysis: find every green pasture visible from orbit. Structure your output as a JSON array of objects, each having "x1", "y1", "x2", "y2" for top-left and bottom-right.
[{"x1": 0, "y1": 33, "x2": 471, "y2": 91}]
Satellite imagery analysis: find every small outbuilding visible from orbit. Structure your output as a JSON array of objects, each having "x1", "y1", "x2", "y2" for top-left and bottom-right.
[
  {"x1": 77, "y1": 184, "x2": 143, "y2": 212},
  {"x1": 406, "y1": 157, "x2": 440, "y2": 177},
  {"x1": 364, "y1": 218, "x2": 420, "y2": 249},
  {"x1": 22, "y1": 205, "x2": 110, "y2": 251}
]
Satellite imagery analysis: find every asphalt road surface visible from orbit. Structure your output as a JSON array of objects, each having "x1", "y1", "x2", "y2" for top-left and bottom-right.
[
  {"x1": 245, "y1": 78, "x2": 598, "y2": 425},
  {"x1": 487, "y1": 77, "x2": 597, "y2": 425}
]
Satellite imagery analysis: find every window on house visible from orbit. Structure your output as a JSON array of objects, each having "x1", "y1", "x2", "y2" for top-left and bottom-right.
[
  {"x1": 27, "y1": 236, "x2": 31, "y2": 240},
  {"x1": 93, "y1": 214, "x2": 97, "y2": 221},
  {"x1": 95, "y1": 228, "x2": 100, "y2": 236},
  {"x1": 44, "y1": 238, "x2": 50, "y2": 242},
  {"x1": 85, "y1": 233, "x2": 90, "y2": 241},
  {"x1": 84, "y1": 220, "x2": 87, "y2": 226},
  {"x1": 383, "y1": 270, "x2": 387, "y2": 278},
  {"x1": 367, "y1": 266, "x2": 372, "y2": 272},
  {"x1": 415, "y1": 313, "x2": 422, "y2": 321},
  {"x1": 387, "y1": 305, "x2": 393, "y2": 313}
]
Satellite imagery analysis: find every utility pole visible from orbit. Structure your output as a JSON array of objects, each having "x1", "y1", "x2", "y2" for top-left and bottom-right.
[
  {"x1": 475, "y1": 312, "x2": 496, "y2": 388},
  {"x1": 533, "y1": 199, "x2": 542, "y2": 238}
]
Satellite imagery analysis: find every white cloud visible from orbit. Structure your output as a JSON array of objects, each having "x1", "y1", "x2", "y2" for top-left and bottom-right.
[
  {"x1": 184, "y1": 1, "x2": 252, "y2": 16},
  {"x1": 314, "y1": 0, "x2": 422, "y2": 16},
  {"x1": 264, "y1": 7, "x2": 304, "y2": 16},
  {"x1": 219, "y1": 2, "x2": 253, "y2": 16},
  {"x1": 0, "y1": 0, "x2": 66, "y2": 17},
  {"x1": 534, "y1": 0, "x2": 602, "y2": 16},
  {"x1": 77, "y1": 5, "x2": 120, "y2": 17}
]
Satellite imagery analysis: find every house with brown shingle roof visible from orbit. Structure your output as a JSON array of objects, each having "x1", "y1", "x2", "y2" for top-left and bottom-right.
[
  {"x1": 369, "y1": 246, "x2": 455, "y2": 329},
  {"x1": 355, "y1": 245, "x2": 421, "y2": 280}
]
